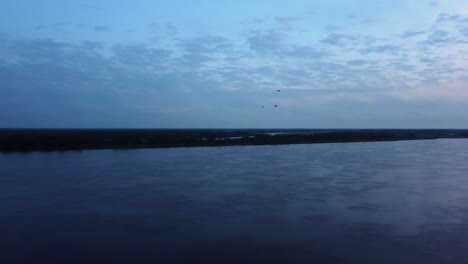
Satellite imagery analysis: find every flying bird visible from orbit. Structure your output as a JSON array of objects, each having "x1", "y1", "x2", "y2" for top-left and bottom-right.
[
  {"x1": 277, "y1": 90, "x2": 280, "y2": 92},
  {"x1": 274, "y1": 105, "x2": 278, "y2": 107}
]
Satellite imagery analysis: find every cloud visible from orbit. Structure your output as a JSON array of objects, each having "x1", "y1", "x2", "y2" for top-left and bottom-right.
[
  {"x1": 401, "y1": 30, "x2": 425, "y2": 38},
  {"x1": 436, "y1": 13, "x2": 468, "y2": 24},
  {"x1": 3, "y1": 8, "x2": 468, "y2": 128},
  {"x1": 436, "y1": 13, "x2": 457, "y2": 23},
  {"x1": 390, "y1": 62, "x2": 416, "y2": 72},
  {"x1": 247, "y1": 29, "x2": 328, "y2": 60},
  {"x1": 347, "y1": 60, "x2": 375, "y2": 67},
  {"x1": 165, "y1": 23, "x2": 178, "y2": 35},
  {"x1": 148, "y1": 22, "x2": 161, "y2": 34},
  {"x1": 284, "y1": 46, "x2": 328, "y2": 59},
  {"x1": 459, "y1": 27, "x2": 468, "y2": 38},
  {"x1": 34, "y1": 25, "x2": 46, "y2": 31},
  {"x1": 429, "y1": 0, "x2": 442, "y2": 8},
  {"x1": 274, "y1": 16, "x2": 299, "y2": 24},
  {"x1": 247, "y1": 29, "x2": 286, "y2": 53},
  {"x1": 0, "y1": 37, "x2": 240, "y2": 127},
  {"x1": 175, "y1": 35, "x2": 237, "y2": 66},
  {"x1": 361, "y1": 18, "x2": 378, "y2": 25},
  {"x1": 12, "y1": 38, "x2": 70, "y2": 63},
  {"x1": 94, "y1": 26, "x2": 111, "y2": 32},
  {"x1": 274, "y1": 16, "x2": 300, "y2": 30},
  {"x1": 112, "y1": 44, "x2": 172, "y2": 69},
  {"x1": 181, "y1": 36, "x2": 232, "y2": 54},
  {"x1": 324, "y1": 25, "x2": 341, "y2": 32},
  {"x1": 359, "y1": 44, "x2": 400, "y2": 54},
  {"x1": 420, "y1": 30, "x2": 452, "y2": 46},
  {"x1": 245, "y1": 17, "x2": 266, "y2": 26},
  {"x1": 419, "y1": 56, "x2": 438, "y2": 65},
  {"x1": 320, "y1": 33, "x2": 356, "y2": 46},
  {"x1": 83, "y1": 4, "x2": 105, "y2": 11},
  {"x1": 0, "y1": 40, "x2": 124, "y2": 125}
]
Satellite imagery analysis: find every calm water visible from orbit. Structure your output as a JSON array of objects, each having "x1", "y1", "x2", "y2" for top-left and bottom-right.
[{"x1": 1, "y1": 139, "x2": 468, "y2": 263}]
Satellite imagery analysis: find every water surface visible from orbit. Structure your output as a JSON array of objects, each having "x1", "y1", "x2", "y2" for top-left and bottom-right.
[{"x1": 1, "y1": 139, "x2": 468, "y2": 263}]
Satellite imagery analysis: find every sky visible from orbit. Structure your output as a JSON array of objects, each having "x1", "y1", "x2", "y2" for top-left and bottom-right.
[{"x1": 1, "y1": 0, "x2": 468, "y2": 128}]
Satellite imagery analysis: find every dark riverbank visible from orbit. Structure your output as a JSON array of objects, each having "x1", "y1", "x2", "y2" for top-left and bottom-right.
[{"x1": 1, "y1": 128, "x2": 468, "y2": 152}]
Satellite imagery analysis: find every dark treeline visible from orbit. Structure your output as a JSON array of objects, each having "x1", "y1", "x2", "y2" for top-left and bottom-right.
[{"x1": 1, "y1": 129, "x2": 468, "y2": 152}]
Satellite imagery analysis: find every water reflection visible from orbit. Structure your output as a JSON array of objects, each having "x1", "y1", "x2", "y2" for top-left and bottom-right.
[{"x1": 1, "y1": 139, "x2": 468, "y2": 263}]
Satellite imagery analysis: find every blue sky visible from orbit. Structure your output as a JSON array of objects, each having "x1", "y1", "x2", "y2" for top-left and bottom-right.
[{"x1": 1, "y1": 0, "x2": 468, "y2": 128}]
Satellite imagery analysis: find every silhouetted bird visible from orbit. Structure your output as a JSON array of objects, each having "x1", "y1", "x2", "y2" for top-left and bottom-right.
[
  {"x1": 277, "y1": 90, "x2": 280, "y2": 92},
  {"x1": 274, "y1": 105, "x2": 278, "y2": 107},
  {"x1": 261, "y1": 106, "x2": 264, "y2": 108}
]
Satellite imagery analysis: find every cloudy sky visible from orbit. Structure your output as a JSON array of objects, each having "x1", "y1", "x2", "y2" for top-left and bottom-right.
[{"x1": 1, "y1": 0, "x2": 468, "y2": 128}]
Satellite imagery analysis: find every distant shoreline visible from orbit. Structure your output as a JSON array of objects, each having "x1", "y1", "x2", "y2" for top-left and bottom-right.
[{"x1": 1, "y1": 128, "x2": 468, "y2": 153}]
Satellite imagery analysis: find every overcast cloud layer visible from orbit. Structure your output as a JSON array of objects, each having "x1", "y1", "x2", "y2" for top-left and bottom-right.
[{"x1": 1, "y1": 0, "x2": 468, "y2": 128}]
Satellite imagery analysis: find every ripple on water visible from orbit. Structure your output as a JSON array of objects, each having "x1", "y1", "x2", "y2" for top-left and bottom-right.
[{"x1": 1, "y1": 139, "x2": 468, "y2": 263}]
